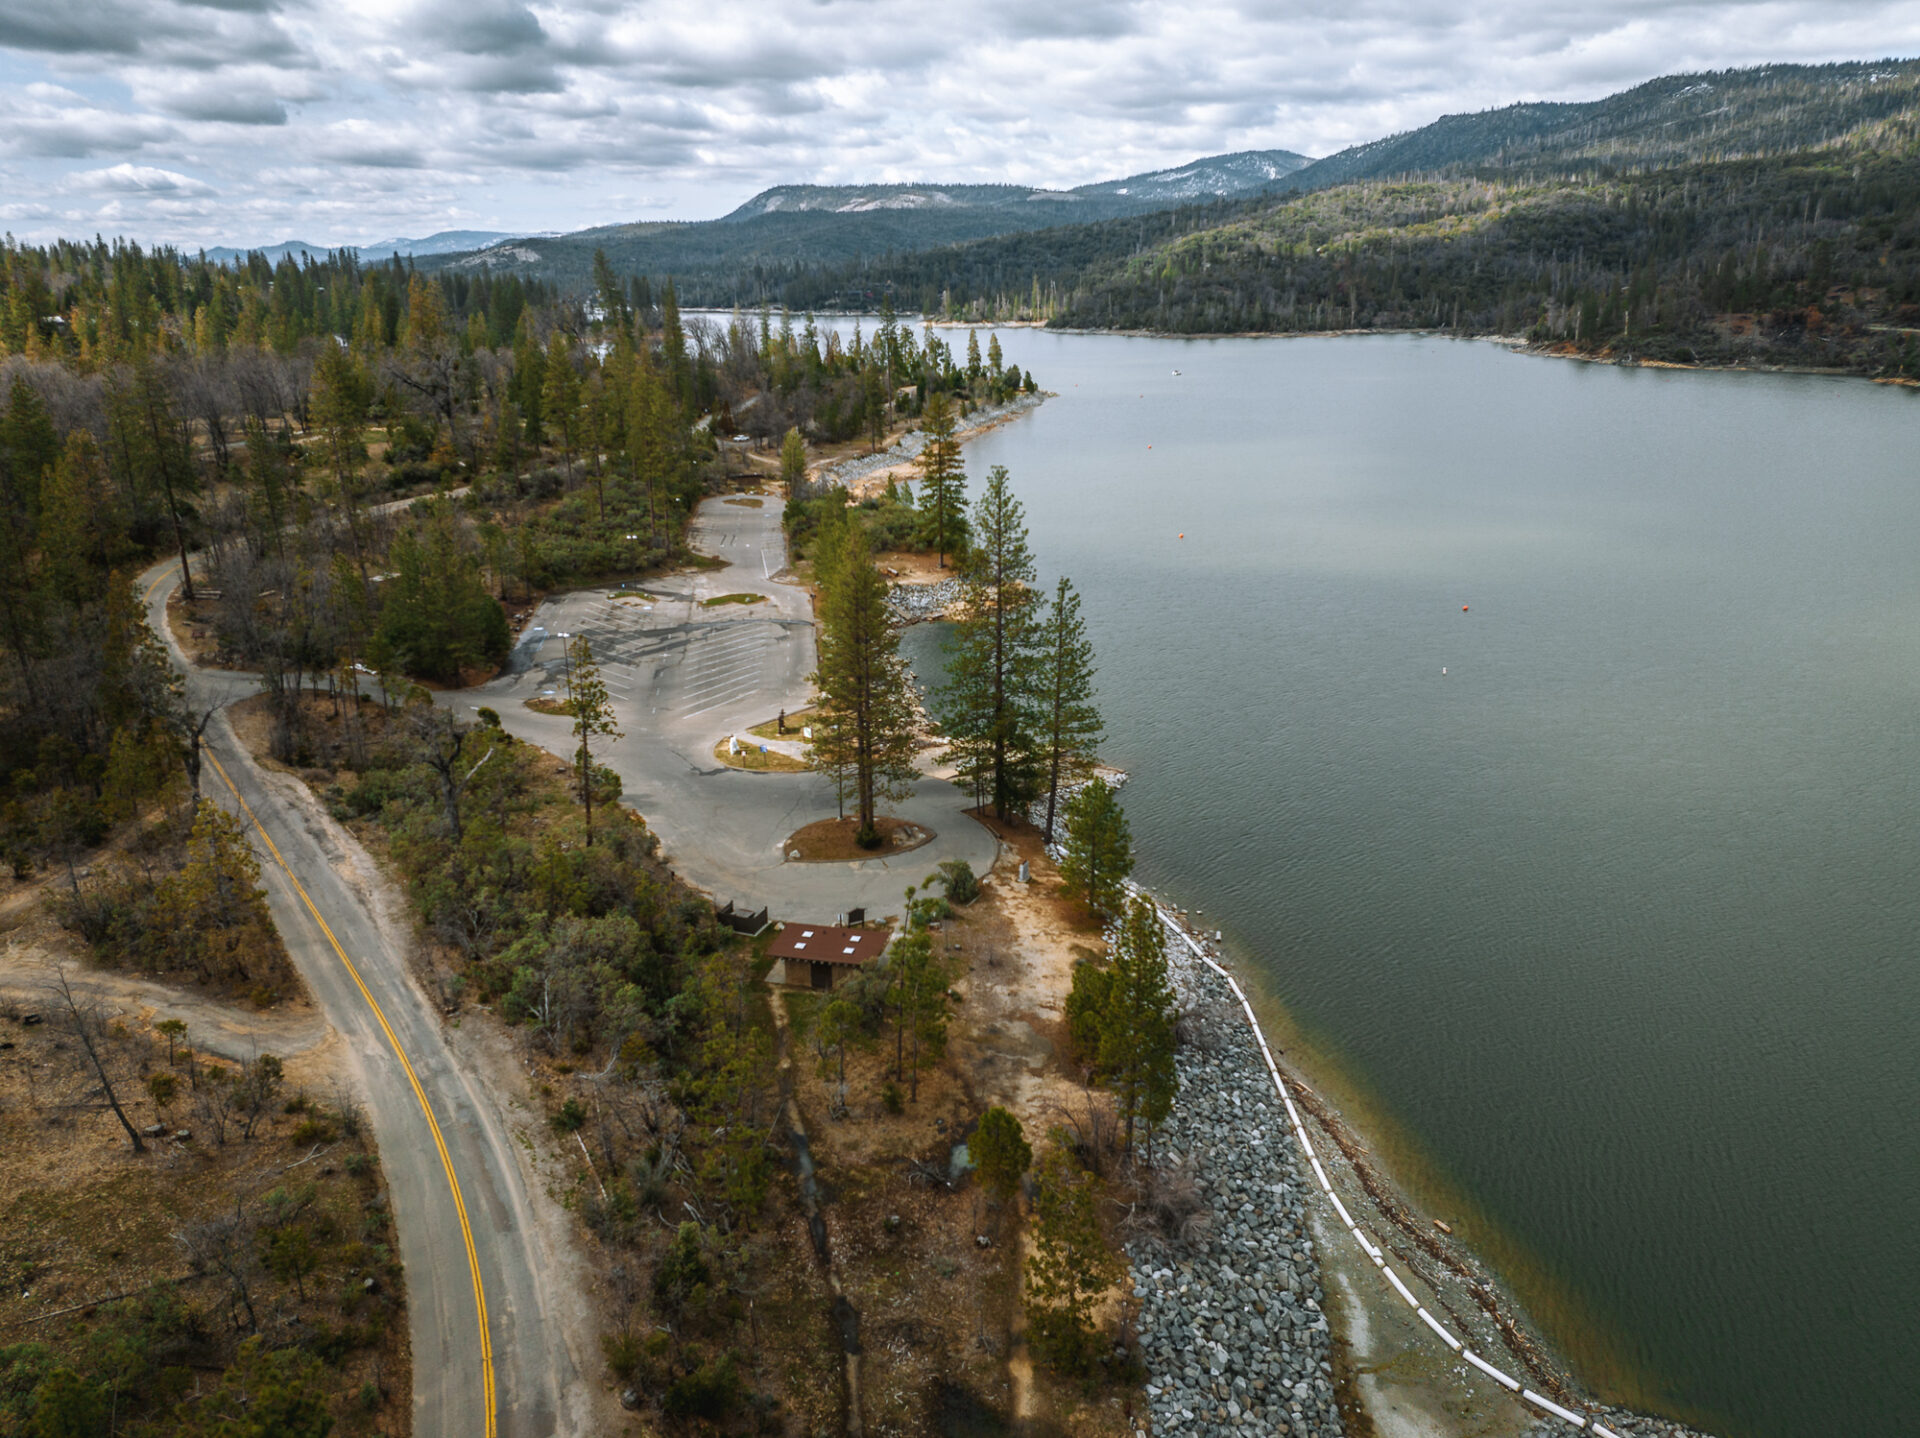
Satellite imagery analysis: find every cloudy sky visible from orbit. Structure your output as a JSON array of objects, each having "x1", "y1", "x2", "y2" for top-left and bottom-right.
[{"x1": 1, "y1": 0, "x2": 1916, "y2": 249}]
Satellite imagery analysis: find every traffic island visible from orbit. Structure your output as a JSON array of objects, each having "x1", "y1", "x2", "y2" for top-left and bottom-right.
[{"x1": 782, "y1": 815, "x2": 935, "y2": 861}]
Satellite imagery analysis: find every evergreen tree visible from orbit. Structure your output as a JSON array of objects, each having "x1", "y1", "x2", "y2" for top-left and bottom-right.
[
  {"x1": 939, "y1": 465, "x2": 1041, "y2": 822},
  {"x1": 1058, "y1": 776, "x2": 1131, "y2": 915},
  {"x1": 882, "y1": 921, "x2": 951, "y2": 1102},
  {"x1": 973, "y1": 1104, "x2": 1031, "y2": 1204},
  {"x1": 1099, "y1": 896, "x2": 1178, "y2": 1160},
  {"x1": 808, "y1": 521, "x2": 921, "y2": 846},
  {"x1": 371, "y1": 511, "x2": 509, "y2": 682},
  {"x1": 779, "y1": 426, "x2": 807, "y2": 497},
  {"x1": 564, "y1": 633, "x2": 622, "y2": 846},
  {"x1": 913, "y1": 391, "x2": 966, "y2": 567},
  {"x1": 1037, "y1": 575, "x2": 1102, "y2": 842},
  {"x1": 542, "y1": 333, "x2": 581, "y2": 482},
  {"x1": 1025, "y1": 1147, "x2": 1121, "y2": 1372}
]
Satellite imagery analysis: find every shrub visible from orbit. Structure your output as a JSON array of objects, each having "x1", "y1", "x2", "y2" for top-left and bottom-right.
[
  {"x1": 662, "y1": 1353, "x2": 743, "y2": 1421},
  {"x1": 551, "y1": 1097, "x2": 587, "y2": 1133}
]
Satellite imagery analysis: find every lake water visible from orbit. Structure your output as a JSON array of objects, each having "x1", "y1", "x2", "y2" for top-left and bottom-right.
[{"x1": 900, "y1": 331, "x2": 1920, "y2": 1438}]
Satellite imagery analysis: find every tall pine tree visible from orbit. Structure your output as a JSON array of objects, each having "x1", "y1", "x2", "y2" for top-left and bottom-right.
[
  {"x1": 808, "y1": 521, "x2": 921, "y2": 846},
  {"x1": 939, "y1": 465, "x2": 1041, "y2": 823},
  {"x1": 1099, "y1": 896, "x2": 1178, "y2": 1160},
  {"x1": 1037, "y1": 575, "x2": 1102, "y2": 842},
  {"x1": 914, "y1": 391, "x2": 966, "y2": 567}
]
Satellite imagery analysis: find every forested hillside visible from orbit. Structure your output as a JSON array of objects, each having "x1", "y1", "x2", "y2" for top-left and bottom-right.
[
  {"x1": 758, "y1": 63, "x2": 1920, "y2": 376},
  {"x1": 1277, "y1": 59, "x2": 1920, "y2": 189}
]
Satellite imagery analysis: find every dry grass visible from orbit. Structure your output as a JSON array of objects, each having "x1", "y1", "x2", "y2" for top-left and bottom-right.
[
  {"x1": 0, "y1": 1005, "x2": 411, "y2": 1435},
  {"x1": 523, "y1": 695, "x2": 575, "y2": 717}
]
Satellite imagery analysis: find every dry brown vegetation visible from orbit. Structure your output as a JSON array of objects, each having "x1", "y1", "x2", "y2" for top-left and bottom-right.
[{"x1": 0, "y1": 992, "x2": 410, "y2": 1435}]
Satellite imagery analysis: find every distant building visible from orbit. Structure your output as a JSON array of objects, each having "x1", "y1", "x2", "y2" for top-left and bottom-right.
[{"x1": 767, "y1": 923, "x2": 891, "y2": 991}]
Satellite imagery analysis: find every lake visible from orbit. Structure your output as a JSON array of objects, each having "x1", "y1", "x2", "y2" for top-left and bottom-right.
[{"x1": 903, "y1": 329, "x2": 1920, "y2": 1438}]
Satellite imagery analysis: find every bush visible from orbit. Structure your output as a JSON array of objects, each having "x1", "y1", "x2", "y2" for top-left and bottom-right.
[
  {"x1": 931, "y1": 859, "x2": 979, "y2": 906},
  {"x1": 551, "y1": 1097, "x2": 587, "y2": 1133},
  {"x1": 662, "y1": 1353, "x2": 743, "y2": 1421}
]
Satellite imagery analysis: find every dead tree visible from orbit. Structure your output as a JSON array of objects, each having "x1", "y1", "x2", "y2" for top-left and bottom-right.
[{"x1": 48, "y1": 968, "x2": 144, "y2": 1154}]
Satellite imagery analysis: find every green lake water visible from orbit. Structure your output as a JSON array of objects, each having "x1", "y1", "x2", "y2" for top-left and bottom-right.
[{"x1": 902, "y1": 331, "x2": 1920, "y2": 1438}]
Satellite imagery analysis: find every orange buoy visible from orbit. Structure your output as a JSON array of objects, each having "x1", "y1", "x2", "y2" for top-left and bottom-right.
[
  {"x1": 1462, "y1": 605, "x2": 1469, "y2": 612},
  {"x1": 1179, "y1": 533, "x2": 1185, "y2": 539}
]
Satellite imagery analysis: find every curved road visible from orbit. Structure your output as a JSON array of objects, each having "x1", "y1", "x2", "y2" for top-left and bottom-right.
[
  {"x1": 141, "y1": 560, "x2": 593, "y2": 1438},
  {"x1": 445, "y1": 493, "x2": 998, "y2": 922}
]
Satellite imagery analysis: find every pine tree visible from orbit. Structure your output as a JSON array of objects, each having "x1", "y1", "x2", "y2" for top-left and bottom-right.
[
  {"x1": 913, "y1": 391, "x2": 966, "y2": 567},
  {"x1": 965, "y1": 328, "x2": 982, "y2": 379},
  {"x1": 564, "y1": 634, "x2": 623, "y2": 845},
  {"x1": 1059, "y1": 776, "x2": 1131, "y2": 915},
  {"x1": 1037, "y1": 576, "x2": 1102, "y2": 842},
  {"x1": 542, "y1": 333, "x2": 580, "y2": 482},
  {"x1": 1025, "y1": 1147, "x2": 1121, "y2": 1372},
  {"x1": 939, "y1": 465, "x2": 1041, "y2": 822},
  {"x1": 973, "y1": 1105, "x2": 1031, "y2": 1204},
  {"x1": 779, "y1": 427, "x2": 807, "y2": 497},
  {"x1": 808, "y1": 521, "x2": 922, "y2": 846},
  {"x1": 884, "y1": 924, "x2": 951, "y2": 1101},
  {"x1": 1099, "y1": 896, "x2": 1178, "y2": 1159}
]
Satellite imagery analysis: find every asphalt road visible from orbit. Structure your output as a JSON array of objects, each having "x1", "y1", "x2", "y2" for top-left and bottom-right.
[
  {"x1": 448, "y1": 494, "x2": 999, "y2": 922},
  {"x1": 141, "y1": 560, "x2": 591, "y2": 1438}
]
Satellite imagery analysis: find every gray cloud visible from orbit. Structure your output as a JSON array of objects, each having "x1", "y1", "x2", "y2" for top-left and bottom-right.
[{"x1": 0, "y1": 0, "x2": 1915, "y2": 246}]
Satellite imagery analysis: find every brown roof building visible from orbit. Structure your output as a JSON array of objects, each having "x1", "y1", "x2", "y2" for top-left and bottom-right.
[{"x1": 767, "y1": 923, "x2": 892, "y2": 991}]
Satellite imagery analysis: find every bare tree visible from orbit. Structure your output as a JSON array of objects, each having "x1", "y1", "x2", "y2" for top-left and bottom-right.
[{"x1": 47, "y1": 967, "x2": 145, "y2": 1153}]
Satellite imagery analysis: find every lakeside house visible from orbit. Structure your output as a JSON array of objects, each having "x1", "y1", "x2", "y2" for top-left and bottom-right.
[{"x1": 768, "y1": 922, "x2": 891, "y2": 990}]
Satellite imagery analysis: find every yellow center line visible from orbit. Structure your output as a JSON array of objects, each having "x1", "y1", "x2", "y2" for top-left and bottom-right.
[{"x1": 147, "y1": 561, "x2": 497, "y2": 1436}]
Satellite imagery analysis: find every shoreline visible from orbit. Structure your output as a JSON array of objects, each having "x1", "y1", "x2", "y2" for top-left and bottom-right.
[
  {"x1": 870, "y1": 316, "x2": 1918, "y2": 387},
  {"x1": 1126, "y1": 882, "x2": 1726, "y2": 1438}
]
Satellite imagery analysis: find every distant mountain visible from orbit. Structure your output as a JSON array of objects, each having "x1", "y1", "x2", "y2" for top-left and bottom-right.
[
  {"x1": 203, "y1": 229, "x2": 530, "y2": 266},
  {"x1": 721, "y1": 151, "x2": 1314, "y2": 224},
  {"x1": 1277, "y1": 59, "x2": 1920, "y2": 191},
  {"x1": 202, "y1": 239, "x2": 338, "y2": 266},
  {"x1": 424, "y1": 148, "x2": 1319, "y2": 290},
  {"x1": 357, "y1": 230, "x2": 529, "y2": 258},
  {"x1": 1075, "y1": 149, "x2": 1313, "y2": 203}
]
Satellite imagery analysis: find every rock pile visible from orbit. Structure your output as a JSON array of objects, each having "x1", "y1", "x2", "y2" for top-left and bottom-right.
[
  {"x1": 1130, "y1": 937, "x2": 1345, "y2": 1437},
  {"x1": 885, "y1": 578, "x2": 961, "y2": 625}
]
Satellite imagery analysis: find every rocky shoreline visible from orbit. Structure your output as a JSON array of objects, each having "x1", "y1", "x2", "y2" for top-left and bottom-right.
[
  {"x1": 885, "y1": 577, "x2": 962, "y2": 625},
  {"x1": 1130, "y1": 928, "x2": 1344, "y2": 1436},
  {"x1": 1129, "y1": 909, "x2": 1726, "y2": 1438},
  {"x1": 818, "y1": 391, "x2": 1048, "y2": 490}
]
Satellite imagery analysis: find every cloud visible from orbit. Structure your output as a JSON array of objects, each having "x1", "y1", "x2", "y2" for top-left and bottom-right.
[
  {"x1": 0, "y1": 0, "x2": 1917, "y2": 246},
  {"x1": 68, "y1": 162, "x2": 216, "y2": 194}
]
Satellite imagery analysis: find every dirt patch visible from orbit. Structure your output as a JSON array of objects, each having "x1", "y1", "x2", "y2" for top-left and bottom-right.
[
  {"x1": 164, "y1": 590, "x2": 246, "y2": 670},
  {"x1": 711, "y1": 738, "x2": 809, "y2": 773},
  {"x1": 785, "y1": 816, "x2": 935, "y2": 862},
  {"x1": 875, "y1": 551, "x2": 957, "y2": 585}
]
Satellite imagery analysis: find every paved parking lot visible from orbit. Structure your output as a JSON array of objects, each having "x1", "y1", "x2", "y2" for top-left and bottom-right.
[{"x1": 448, "y1": 496, "x2": 998, "y2": 922}]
